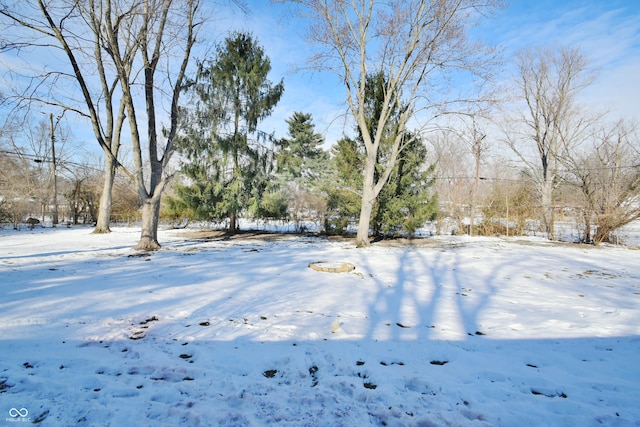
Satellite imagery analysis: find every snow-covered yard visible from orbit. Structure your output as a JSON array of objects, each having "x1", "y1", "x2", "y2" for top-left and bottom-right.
[{"x1": 1, "y1": 226, "x2": 639, "y2": 426}]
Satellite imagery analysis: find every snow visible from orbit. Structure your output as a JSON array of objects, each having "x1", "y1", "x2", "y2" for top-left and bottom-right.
[{"x1": 1, "y1": 225, "x2": 639, "y2": 426}]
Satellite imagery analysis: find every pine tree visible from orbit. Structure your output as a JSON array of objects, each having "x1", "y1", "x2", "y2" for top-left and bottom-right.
[
  {"x1": 271, "y1": 112, "x2": 329, "y2": 229},
  {"x1": 176, "y1": 32, "x2": 284, "y2": 230},
  {"x1": 375, "y1": 133, "x2": 438, "y2": 238},
  {"x1": 328, "y1": 72, "x2": 437, "y2": 237},
  {"x1": 276, "y1": 112, "x2": 325, "y2": 178},
  {"x1": 325, "y1": 136, "x2": 363, "y2": 234}
]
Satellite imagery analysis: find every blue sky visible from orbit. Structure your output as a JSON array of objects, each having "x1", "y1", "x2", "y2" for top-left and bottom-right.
[
  {"x1": 220, "y1": 0, "x2": 640, "y2": 145},
  {"x1": 482, "y1": 0, "x2": 640, "y2": 114},
  {"x1": 2, "y1": 1, "x2": 638, "y2": 158}
]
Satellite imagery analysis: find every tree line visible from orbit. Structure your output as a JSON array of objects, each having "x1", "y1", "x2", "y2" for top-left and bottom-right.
[{"x1": 1, "y1": 1, "x2": 638, "y2": 247}]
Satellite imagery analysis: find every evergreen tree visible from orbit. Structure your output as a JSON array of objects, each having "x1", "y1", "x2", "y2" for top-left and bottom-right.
[
  {"x1": 273, "y1": 112, "x2": 329, "y2": 229},
  {"x1": 176, "y1": 32, "x2": 284, "y2": 230},
  {"x1": 276, "y1": 112, "x2": 326, "y2": 180},
  {"x1": 328, "y1": 72, "x2": 437, "y2": 237},
  {"x1": 375, "y1": 133, "x2": 438, "y2": 237},
  {"x1": 325, "y1": 136, "x2": 363, "y2": 234}
]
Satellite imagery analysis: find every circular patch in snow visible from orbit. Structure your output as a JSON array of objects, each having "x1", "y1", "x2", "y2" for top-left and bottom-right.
[{"x1": 308, "y1": 261, "x2": 355, "y2": 273}]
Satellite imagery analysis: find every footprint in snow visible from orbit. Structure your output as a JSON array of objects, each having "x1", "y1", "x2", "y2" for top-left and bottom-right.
[
  {"x1": 380, "y1": 361, "x2": 405, "y2": 366},
  {"x1": 263, "y1": 369, "x2": 278, "y2": 378},
  {"x1": 531, "y1": 388, "x2": 567, "y2": 398},
  {"x1": 309, "y1": 366, "x2": 319, "y2": 387}
]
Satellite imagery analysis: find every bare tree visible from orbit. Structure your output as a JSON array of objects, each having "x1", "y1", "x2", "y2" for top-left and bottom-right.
[
  {"x1": 0, "y1": 113, "x2": 74, "y2": 224},
  {"x1": 0, "y1": 0, "x2": 134, "y2": 234},
  {"x1": 564, "y1": 120, "x2": 640, "y2": 245},
  {"x1": 1, "y1": 0, "x2": 203, "y2": 249},
  {"x1": 0, "y1": 151, "x2": 29, "y2": 226},
  {"x1": 283, "y1": 0, "x2": 502, "y2": 246},
  {"x1": 0, "y1": 146, "x2": 45, "y2": 227},
  {"x1": 66, "y1": 174, "x2": 96, "y2": 225},
  {"x1": 503, "y1": 46, "x2": 598, "y2": 240},
  {"x1": 468, "y1": 121, "x2": 487, "y2": 236},
  {"x1": 22, "y1": 119, "x2": 54, "y2": 221},
  {"x1": 427, "y1": 129, "x2": 472, "y2": 234}
]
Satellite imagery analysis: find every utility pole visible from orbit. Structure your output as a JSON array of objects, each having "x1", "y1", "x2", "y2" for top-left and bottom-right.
[
  {"x1": 49, "y1": 113, "x2": 59, "y2": 226},
  {"x1": 469, "y1": 127, "x2": 485, "y2": 237}
]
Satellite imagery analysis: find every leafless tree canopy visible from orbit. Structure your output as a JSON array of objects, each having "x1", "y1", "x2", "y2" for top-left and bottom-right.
[
  {"x1": 284, "y1": 0, "x2": 503, "y2": 245},
  {"x1": 503, "y1": 46, "x2": 599, "y2": 239},
  {"x1": 1, "y1": 0, "x2": 203, "y2": 248},
  {"x1": 562, "y1": 120, "x2": 640, "y2": 244}
]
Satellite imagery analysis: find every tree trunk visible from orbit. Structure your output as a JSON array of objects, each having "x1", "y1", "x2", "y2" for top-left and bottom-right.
[
  {"x1": 582, "y1": 208, "x2": 592, "y2": 244},
  {"x1": 540, "y1": 177, "x2": 555, "y2": 240},
  {"x1": 356, "y1": 156, "x2": 377, "y2": 247},
  {"x1": 94, "y1": 156, "x2": 116, "y2": 233},
  {"x1": 230, "y1": 211, "x2": 237, "y2": 233},
  {"x1": 356, "y1": 192, "x2": 375, "y2": 247},
  {"x1": 592, "y1": 220, "x2": 610, "y2": 246},
  {"x1": 134, "y1": 196, "x2": 162, "y2": 251}
]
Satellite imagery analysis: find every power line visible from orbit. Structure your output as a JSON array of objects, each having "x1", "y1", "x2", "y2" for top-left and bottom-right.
[
  {"x1": 0, "y1": 149, "x2": 104, "y2": 172},
  {"x1": 2, "y1": 148, "x2": 638, "y2": 179}
]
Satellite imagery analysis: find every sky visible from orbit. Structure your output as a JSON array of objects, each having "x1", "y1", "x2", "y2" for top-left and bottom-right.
[
  {"x1": 221, "y1": 0, "x2": 640, "y2": 146},
  {"x1": 1, "y1": 0, "x2": 639, "y2": 160}
]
